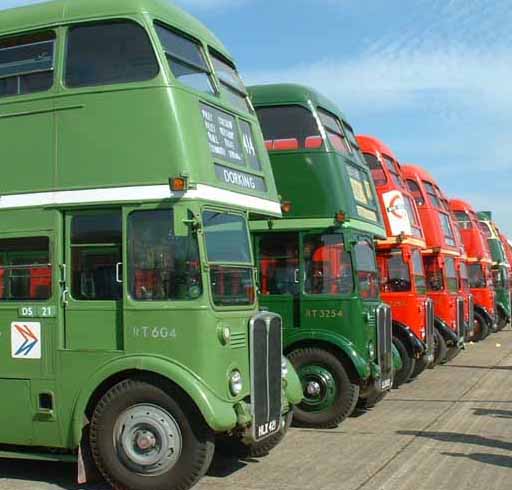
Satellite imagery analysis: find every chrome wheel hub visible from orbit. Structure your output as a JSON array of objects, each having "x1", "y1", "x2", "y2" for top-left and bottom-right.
[{"x1": 307, "y1": 381, "x2": 322, "y2": 397}]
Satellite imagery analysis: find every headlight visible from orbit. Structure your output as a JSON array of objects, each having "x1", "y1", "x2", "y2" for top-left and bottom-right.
[
  {"x1": 368, "y1": 341, "x2": 376, "y2": 359},
  {"x1": 281, "y1": 357, "x2": 289, "y2": 379},
  {"x1": 229, "y1": 370, "x2": 243, "y2": 396}
]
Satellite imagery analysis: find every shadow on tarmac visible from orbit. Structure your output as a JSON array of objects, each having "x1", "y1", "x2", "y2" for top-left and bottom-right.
[
  {"x1": 441, "y1": 452, "x2": 512, "y2": 469},
  {"x1": 0, "y1": 459, "x2": 106, "y2": 490},
  {"x1": 398, "y1": 430, "x2": 512, "y2": 452},
  {"x1": 472, "y1": 407, "x2": 512, "y2": 418}
]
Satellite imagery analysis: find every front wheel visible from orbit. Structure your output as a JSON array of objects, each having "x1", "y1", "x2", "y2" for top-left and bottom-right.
[
  {"x1": 410, "y1": 355, "x2": 429, "y2": 379},
  {"x1": 392, "y1": 337, "x2": 416, "y2": 388},
  {"x1": 90, "y1": 379, "x2": 214, "y2": 490},
  {"x1": 497, "y1": 311, "x2": 508, "y2": 331},
  {"x1": 433, "y1": 328, "x2": 448, "y2": 366},
  {"x1": 288, "y1": 347, "x2": 360, "y2": 429},
  {"x1": 470, "y1": 311, "x2": 490, "y2": 342}
]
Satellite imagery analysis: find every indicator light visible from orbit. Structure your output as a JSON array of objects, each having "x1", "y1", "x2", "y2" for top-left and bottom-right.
[
  {"x1": 336, "y1": 211, "x2": 346, "y2": 223},
  {"x1": 281, "y1": 201, "x2": 292, "y2": 214},
  {"x1": 169, "y1": 177, "x2": 188, "y2": 192}
]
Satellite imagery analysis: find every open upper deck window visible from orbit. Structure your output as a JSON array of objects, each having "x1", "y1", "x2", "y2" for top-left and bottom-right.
[
  {"x1": 155, "y1": 23, "x2": 213, "y2": 94},
  {"x1": 317, "y1": 108, "x2": 350, "y2": 153},
  {"x1": 256, "y1": 105, "x2": 321, "y2": 150},
  {"x1": 0, "y1": 31, "x2": 55, "y2": 99},
  {"x1": 210, "y1": 50, "x2": 250, "y2": 113},
  {"x1": 363, "y1": 153, "x2": 387, "y2": 186},
  {"x1": 478, "y1": 221, "x2": 492, "y2": 238},
  {"x1": 66, "y1": 21, "x2": 158, "y2": 88}
]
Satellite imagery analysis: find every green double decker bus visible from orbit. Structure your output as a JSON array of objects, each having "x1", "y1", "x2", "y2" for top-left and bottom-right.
[
  {"x1": 478, "y1": 212, "x2": 511, "y2": 329},
  {"x1": 249, "y1": 84, "x2": 395, "y2": 428},
  {"x1": 0, "y1": 2, "x2": 302, "y2": 490}
]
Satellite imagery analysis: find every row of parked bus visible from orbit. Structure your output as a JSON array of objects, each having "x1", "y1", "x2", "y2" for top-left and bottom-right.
[{"x1": 0, "y1": 1, "x2": 509, "y2": 490}]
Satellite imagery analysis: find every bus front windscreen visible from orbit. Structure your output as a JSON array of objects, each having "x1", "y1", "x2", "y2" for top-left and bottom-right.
[
  {"x1": 354, "y1": 240, "x2": 379, "y2": 300},
  {"x1": 382, "y1": 248, "x2": 411, "y2": 292},
  {"x1": 202, "y1": 211, "x2": 255, "y2": 306},
  {"x1": 468, "y1": 263, "x2": 486, "y2": 288},
  {"x1": 411, "y1": 248, "x2": 427, "y2": 293}
]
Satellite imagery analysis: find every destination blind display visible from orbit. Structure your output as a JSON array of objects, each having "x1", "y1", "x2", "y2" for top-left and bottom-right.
[{"x1": 200, "y1": 103, "x2": 265, "y2": 191}]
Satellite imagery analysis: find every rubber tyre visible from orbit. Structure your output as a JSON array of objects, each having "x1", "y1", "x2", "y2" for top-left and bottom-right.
[
  {"x1": 410, "y1": 355, "x2": 429, "y2": 380},
  {"x1": 433, "y1": 328, "x2": 448, "y2": 366},
  {"x1": 90, "y1": 379, "x2": 215, "y2": 490},
  {"x1": 288, "y1": 347, "x2": 360, "y2": 429},
  {"x1": 445, "y1": 345, "x2": 461, "y2": 362},
  {"x1": 497, "y1": 312, "x2": 508, "y2": 331},
  {"x1": 470, "y1": 311, "x2": 490, "y2": 342},
  {"x1": 215, "y1": 411, "x2": 292, "y2": 459},
  {"x1": 357, "y1": 390, "x2": 387, "y2": 410},
  {"x1": 392, "y1": 337, "x2": 416, "y2": 389}
]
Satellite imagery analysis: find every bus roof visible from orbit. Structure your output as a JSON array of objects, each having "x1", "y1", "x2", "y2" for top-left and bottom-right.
[
  {"x1": 249, "y1": 83, "x2": 351, "y2": 127},
  {"x1": 449, "y1": 198, "x2": 474, "y2": 213},
  {"x1": 0, "y1": 0, "x2": 231, "y2": 61},
  {"x1": 357, "y1": 135, "x2": 397, "y2": 162}
]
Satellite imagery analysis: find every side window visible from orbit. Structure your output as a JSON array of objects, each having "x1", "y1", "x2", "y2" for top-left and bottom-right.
[
  {"x1": 318, "y1": 108, "x2": 350, "y2": 153},
  {"x1": 256, "y1": 105, "x2": 321, "y2": 150},
  {"x1": 444, "y1": 257, "x2": 458, "y2": 292},
  {"x1": 363, "y1": 153, "x2": 387, "y2": 186},
  {"x1": 128, "y1": 209, "x2": 202, "y2": 301},
  {"x1": 155, "y1": 23, "x2": 214, "y2": 94},
  {"x1": 71, "y1": 212, "x2": 122, "y2": 300},
  {"x1": 454, "y1": 211, "x2": 472, "y2": 230},
  {"x1": 439, "y1": 212, "x2": 456, "y2": 247},
  {"x1": 66, "y1": 21, "x2": 159, "y2": 88},
  {"x1": 347, "y1": 164, "x2": 379, "y2": 222},
  {"x1": 258, "y1": 233, "x2": 299, "y2": 296},
  {"x1": 0, "y1": 237, "x2": 51, "y2": 301},
  {"x1": 0, "y1": 31, "x2": 55, "y2": 99}
]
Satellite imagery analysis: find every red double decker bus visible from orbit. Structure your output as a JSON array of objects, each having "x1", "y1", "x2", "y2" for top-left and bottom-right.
[
  {"x1": 402, "y1": 165, "x2": 465, "y2": 363},
  {"x1": 358, "y1": 136, "x2": 434, "y2": 385},
  {"x1": 450, "y1": 199, "x2": 496, "y2": 339}
]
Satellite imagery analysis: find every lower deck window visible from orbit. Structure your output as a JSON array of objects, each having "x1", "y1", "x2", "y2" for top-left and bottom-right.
[{"x1": 0, "y1": 237, "x2": 51, "y2": 301}]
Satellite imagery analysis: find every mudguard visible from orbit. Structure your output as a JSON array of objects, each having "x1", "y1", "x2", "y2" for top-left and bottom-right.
[
  {"x1": 285, "y1": 330, "x2": 371, "y2": 381},
  {"x1": 392, "y1": 342, "x2": 403, "y2": 370},
  {"x1": 70, "y1": 355, "x2": 239, "y2": 447},
  {"x1": 392, "y1": 321, "x2": 425, "y2": 356},
  {"x1": 497, "y1": 302, "x2": 511, "y2": 322},
  {"x1": 284, "y1": 358, "x2": 303, "y2": 405},
  {"x1": 474, "y1": 304, "x2": 493, "y2": 328},
  {"x1": 434, "y1": 317, "x2": 460, "y2": 346}
]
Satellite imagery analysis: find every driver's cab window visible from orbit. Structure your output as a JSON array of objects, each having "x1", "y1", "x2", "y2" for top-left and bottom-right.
[
  {"x1": 71, "y1": 211, "x2": 122, "y2": 300},
  {"x1": 258, "y1": 233, "x2": 299, "y2": 296},
  {"x1": 304, "y1": 233, "x2": 353, "y2": 296},
  {"x1": 380, "y1": 248, "x2": 411, "y2": 292}
]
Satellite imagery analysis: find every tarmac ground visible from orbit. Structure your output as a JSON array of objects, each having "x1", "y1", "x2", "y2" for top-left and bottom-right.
[{"x1": 1, "y1": 329, "x2": 512, "y2": 490}]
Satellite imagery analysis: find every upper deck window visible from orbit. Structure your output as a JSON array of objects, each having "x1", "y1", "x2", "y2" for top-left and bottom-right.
[
  {"x1": 406, "y1": 179, "x2": 425, "y2": 207},
  {"x1": 478, "y1": 221, "x2": 492, "y2": 238},
  {"x1": 256, "y1": 105, "x2": 321, "y2": 150},
  {"x1": 439, "y1": 212, "x2": 456, "y2": 247},
  {"x1": 210, "y1": 51, "x2": 250, "y2": 113},
  {"x1": 383, "y1": 156, "x2": 403, "y2": 187},
  {"x1": 454, "y1": 211, "x2": 472, "y2": 230},
  {"x1": 155, "y1": 23, "x2": 213, "y2": 94},
  {"x1": 404, "y1": 196, "x2": 423, "y2": 238},
  {"x1": 66, "y1": 21, "x2": 158, "y2": 88},
  {"x1": 0, "y1": 31, "x2": 55, "y2": 99},
  {"x1": 343, "y1": 124, "x2": 365, "y2": 165},
  {"x1": 318, "y1": 108, "x2": 350, "y2": 153},
  {"x1": 423, "y1": 181, "x2": 442, "y2": 208},
  {"x1": 363, "y1": 153, "x2": 387, "y2": 186}
]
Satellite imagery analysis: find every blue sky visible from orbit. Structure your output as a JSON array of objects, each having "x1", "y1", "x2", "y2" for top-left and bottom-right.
[{"x1": 3, "y1": 0, "x2": 511, "y2": 235}]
